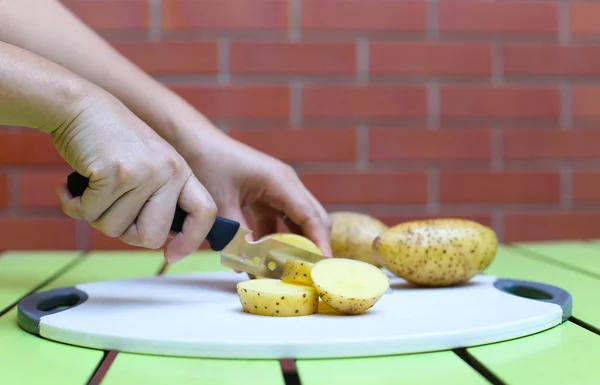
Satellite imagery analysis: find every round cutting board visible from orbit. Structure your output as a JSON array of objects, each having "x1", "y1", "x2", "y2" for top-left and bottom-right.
[{"x1": 17, "y1": 270, "x2": 572, "y2": 359}]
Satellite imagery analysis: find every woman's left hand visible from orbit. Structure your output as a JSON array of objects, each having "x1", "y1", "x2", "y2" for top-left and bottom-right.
[{"x1": 185, "y1": 130, "x2": 332, "y2": 257}]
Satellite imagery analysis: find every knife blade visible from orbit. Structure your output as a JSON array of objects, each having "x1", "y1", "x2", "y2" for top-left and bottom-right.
[{"x1": 66, "y1": 171, "x2": 325, "y2": 279}]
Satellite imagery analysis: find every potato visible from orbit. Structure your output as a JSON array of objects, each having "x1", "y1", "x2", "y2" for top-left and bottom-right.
[
  {"x1": 373, "y1": 218, "x2": 498, "y2": 287},
  {"x1": 310, "y1": 258, "x2": 390, "y2": 315},
  {"x1": 253, "y1": 233, "x2": 324, "y2": 280},
  {"x1": 281, "y1": 259, "x2": 315, "y2": 286},
  {"x1": 237, "y1": 278, "x2": 319, "y2": 317},
  {"x1": 265, "y1": 233, "x2": 323, "y2": 255},
  {"x1": 329, "y1": 212, "x2": 388, "y2": 267}
]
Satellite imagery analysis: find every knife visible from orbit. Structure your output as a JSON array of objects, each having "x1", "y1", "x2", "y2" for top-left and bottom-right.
[{"x1": 66, "y1": 171, "x2": 325, "y2": 278}]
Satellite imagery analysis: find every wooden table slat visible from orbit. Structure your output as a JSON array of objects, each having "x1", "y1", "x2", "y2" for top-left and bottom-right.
[
  {"x1": 468, "y1": 322, "x2": 600, "y2": 385},
  {"x1": 464, "y1": 245, "x2": 600, "y2": 384},
  {"x1": 0, "y1": 250, "x2": 165, "y2": 385},
  {"x1": 512, "y1": 241, "x2": 600, "y2": 278},
  {"x1": 296, "y1": 351, "x2": 489, "y2": 385},
  {"x1": 102, "y1": 251, "x2": 286, "y2": 385},
  {"x1": 0, "y1": 251, "x2": 80, "y2": 312}
]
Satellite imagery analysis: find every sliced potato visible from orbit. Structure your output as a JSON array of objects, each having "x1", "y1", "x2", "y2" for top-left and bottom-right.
[
  {"x1": 281, "y1": 259, "x2": 315, "y2": 286},
  {"x1": 373, "y1": 218, "x2": 499, "y2": 287},
  {"x1": 237, "y1": 278, "x2": 318, "y2": 317},
  {"x1": 329, "y1": 212, "x2": 388, "y2": 267},
  {"x1": 310, "y1": 258, "x2": 390, "y2": 315}
]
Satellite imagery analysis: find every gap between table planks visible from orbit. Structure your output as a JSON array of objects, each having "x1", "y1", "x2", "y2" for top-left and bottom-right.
[{"x1": 0, "y1": 242, "x2": 598, "y2": 385}]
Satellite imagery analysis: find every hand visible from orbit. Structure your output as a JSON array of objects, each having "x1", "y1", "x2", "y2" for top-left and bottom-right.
[
  {"x1": 52, "y1": 88, "x2": 217, "y2": 263},
  {"x1": 185, "y1": 130, "x2": 333, "y2": 256}
]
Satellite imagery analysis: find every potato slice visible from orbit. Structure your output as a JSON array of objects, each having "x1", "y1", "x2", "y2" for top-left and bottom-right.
[
  {"x1": 237, "y1": 278, "x2": 319, "y2": 317},
  {"x1": 310, "y1": 258, "x2": 390, "y2": 315},
  {"x1": 281, "y1": 259, "x2": 314, "y2": 286}
]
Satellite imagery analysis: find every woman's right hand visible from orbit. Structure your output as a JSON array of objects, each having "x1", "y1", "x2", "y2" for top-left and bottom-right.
[{"x1": 52, "y1": 87, "x2": 218, "y2": 263}]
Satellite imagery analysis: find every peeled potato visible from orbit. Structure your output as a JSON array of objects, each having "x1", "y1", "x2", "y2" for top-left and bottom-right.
[
  {"x1": 310, "y1": 258, "x2": 390, "y2": 315},
  {"x1": 265, "y1": 233, "x2": 323, "y2": 255},
  {"x1": 281, "y1": 259, "x2": 314, "y2": 286},
  {"x1": 373, "y1": 218, "x2": 498, "y2": 287},
  {"x1": 329, "y1": 212, "x2": 388, "y2": 267},
  {"x1": 237, "y1": 278, "x2": 319, "y2": 317},
  {"x1": 254, "y1": 233, "x2": 324, "y2": 280}
]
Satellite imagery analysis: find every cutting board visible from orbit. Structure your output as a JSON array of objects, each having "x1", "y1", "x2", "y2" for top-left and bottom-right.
[{"x1": 16, "y1": 270, "x2": 572, "y2": 359}]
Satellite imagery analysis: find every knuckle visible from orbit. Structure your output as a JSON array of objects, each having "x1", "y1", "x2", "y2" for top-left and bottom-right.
[{"x1": 113, "y1": 161, "x2": 139, "y2": 186}]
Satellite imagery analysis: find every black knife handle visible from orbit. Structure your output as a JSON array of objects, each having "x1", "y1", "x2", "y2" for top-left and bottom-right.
[{"x1": 66, "y1": 171, "x2": 240, "y2": 251}]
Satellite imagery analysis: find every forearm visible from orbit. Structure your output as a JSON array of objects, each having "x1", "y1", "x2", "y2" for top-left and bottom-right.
[
  {"x1": 0, "y1": 41, "x2": 88, "y2": 132},
  {"x1": 0, "y1": 0, "x2": 223, "y2": 155}
]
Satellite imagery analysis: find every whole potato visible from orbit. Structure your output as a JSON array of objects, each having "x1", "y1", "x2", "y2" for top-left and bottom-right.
[
  {"x1": 373, "y1": 218, "x2": 498, "y2": 287},
  {"x1": 329, "y1": 212, "x2": 389, "y2": 267}
]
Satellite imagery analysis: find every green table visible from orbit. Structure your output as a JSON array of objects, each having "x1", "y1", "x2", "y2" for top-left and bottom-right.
[{"x1": 1, "y1": 242, "x2": 599, "y2": 384}]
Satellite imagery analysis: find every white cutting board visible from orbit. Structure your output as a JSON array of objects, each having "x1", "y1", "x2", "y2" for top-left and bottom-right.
[{"x1": 17, "y1": 270, "x2": 572, "y2": 359}]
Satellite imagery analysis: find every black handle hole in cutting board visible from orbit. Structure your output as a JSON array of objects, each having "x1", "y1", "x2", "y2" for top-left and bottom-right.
[
  {"x1": 502, "y1": 285, "x2": 553, "y2": 301},
  {"x1": 37, "y1": 293, "x2": 81, "y2": 314}
]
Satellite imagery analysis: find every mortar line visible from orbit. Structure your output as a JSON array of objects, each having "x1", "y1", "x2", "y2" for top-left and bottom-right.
[
  {"x1": 290, "y1": 79, "x2": 302, "y2": 128},
  {"x1": 289, "y1": 0, "x2": 301, "y2": 41},
  {"x1": 427, "y1": 0, "x2": 439, "y2": 40},
  {"x1": 149, "y1": 0, "x2": 163, "y2": 41},
  {"x1": 427, "y1": 81, "x2": 440, "y2": 128},
  {"x1": 426, "y1": 167, "x2": 439, "y2": 214},
  {"x1": 356, "y1": 38, "x2": 369, "y2": 84},
  {"x1": 218, "y1": 38, "x2": 230, "y2": 84}
]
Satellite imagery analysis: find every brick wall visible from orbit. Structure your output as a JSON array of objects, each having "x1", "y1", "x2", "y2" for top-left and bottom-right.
[{"x1": 3, "y1": 0, "x2": 600, "y2": 251}]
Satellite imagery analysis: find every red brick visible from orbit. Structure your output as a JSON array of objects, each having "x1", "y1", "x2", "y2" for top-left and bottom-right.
[
  {"x1": 302, "y1": 0, "x2": 427, "y2": 32},
  {"x1": 18, "y1": 170, "x2": 70, "y2": 208},
  {"x1": 439, "y1": 170, "x2": 560, "y2": 204},
  {"x1": 0, "y1": 131, "x2": 65, "y2": 165},
  {"x1": 369, "y1": 128, "x2": 491, "y2": 162},
  {"x1": 440, "y1": 86, "x2": 560, "y2": 120},
  {"x1": 570, "y1": 2, "x2": 600, "y2": 38},
  {"x1": 0, "y1": 175, "x2": 8, "y2": 209},
  {"x1": 503, "y1": 129, "x2": 600, "y2": 160},
  {"x1": 504, "y1": 212, "x2": 600, "y2": 242},
  {"x1": 504, "y1": 44, "x2": 600, "y2": 76},
  {"x1": 572, "y1": 87, "x2": 600, "y2": 120},
  {"x1": 300, "y1": 172, "x2": 428, "y2": 205},
  {"x1": 0, "y1": 218, "x2": 77, "y2": 250},
  {"x1": 230, "y1": 42, "x2": 356, "y2": 75},
  {"x1": 111, "y1": 41, "x2": 218, "y2": 75},
  {"x1": 374, "y1": 213, "x2": 493, "y2": 229},
  {"x1": 228, "y1": 128, "x2": 357, "y2": 162},
  {"x1": 370, "y1": 42, "x2": 492, "y2": 76},
  {"x1": 167, "y1": 85, "x2": 290, "y2": 119},
  {"x1": 162, "y1": 0, "x2": 289, "y2": 31},
  {"x1": 572, "y1": 171, "x2": 600, "y2": 203},
  {"x1": 438, "y1": 1, "x2": 558, "y2": 36},
  {"x1": 302, "y1": 86, "x2": 427, "y2": 119},
  {"x1": 61, "y1": 0, "x2": 150, "y2": 31}
]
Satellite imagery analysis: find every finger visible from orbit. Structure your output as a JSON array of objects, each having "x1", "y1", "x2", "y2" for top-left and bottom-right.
[
  {"x1": 56, "y1": 184, "x2": 83, "y2": 219},
  {"x1": 267, "y1": 185, "x2": 333, "y2": 257},
  {"x1": 118, "y1": 180, "x2": 182, "y2": 251},
  {"x1": 89, "y1": 181, "x2": 161, "y2": 238},
  {"x1": 164, "y1": 176, "x2": 217, "y2": 263},
  {"x1": 79, "y1": 173, "x2": 135, "y2": 222},
  {"x1": 249, "y1": 202, "x2": 278, "y2": 240},
  {"x1": 217, "y1": 202, "x2": 253, "y2": 241}
]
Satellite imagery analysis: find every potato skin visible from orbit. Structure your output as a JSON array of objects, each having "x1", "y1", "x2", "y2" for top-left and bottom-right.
[
  {"x1": 373, "y1": 219, "x2": 498, "y2": 287},
  {"x1": 329, "y1": 212, "x2": 388, "y2": 267},
  {"x1": 237, "y1": 279, "x2": 319, "y2": 317}
]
